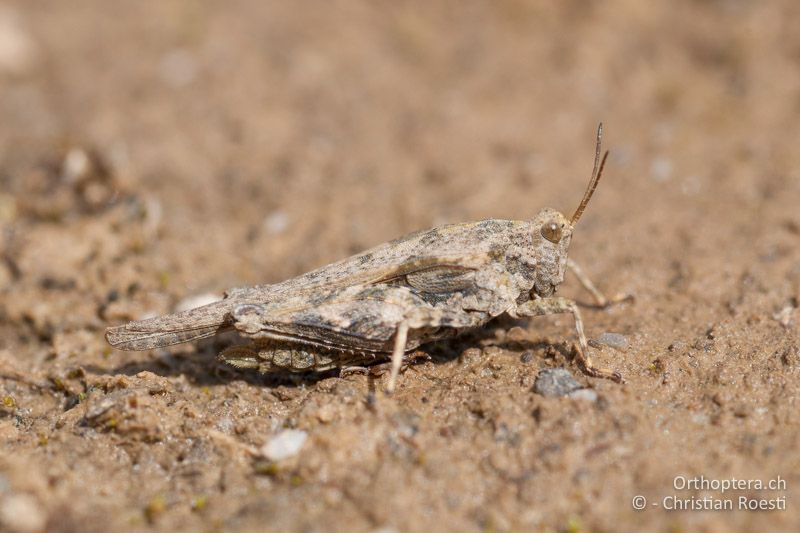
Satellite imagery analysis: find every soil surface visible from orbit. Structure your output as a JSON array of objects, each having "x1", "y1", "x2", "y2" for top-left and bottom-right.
[{"x1": 1, "y1": 1, "x2": 799, "y2": 531}]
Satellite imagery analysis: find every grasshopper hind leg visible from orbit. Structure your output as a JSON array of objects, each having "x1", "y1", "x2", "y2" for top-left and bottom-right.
[
  {"x1": 218, "y1": 345, "x2": 262, "y2": 370},
  {"x1": 219, "y1": 341, "x2": 344, "y2": 374}
]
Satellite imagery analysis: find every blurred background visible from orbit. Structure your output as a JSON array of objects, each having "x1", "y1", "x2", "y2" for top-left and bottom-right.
[
  {"x1": 3, "y1": 0, "x2": 798, "y2": 290},
  {"x1": 1, "y1": 1, "x2": 799, "y2": 531}
]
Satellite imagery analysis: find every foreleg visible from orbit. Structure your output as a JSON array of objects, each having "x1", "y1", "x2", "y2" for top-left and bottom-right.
[
  {"x1": 385, "y1": 307, "x2": 488, "y2": 394},
  {"x1": 514, "y1": 296, "x2": 623, "y2": 383},
  {"x1": 567, "y1": 258, "x2": 633, "y2": 308},
  {"x1": 386, "y1": 321, "x2": 409, "y2": 394}
]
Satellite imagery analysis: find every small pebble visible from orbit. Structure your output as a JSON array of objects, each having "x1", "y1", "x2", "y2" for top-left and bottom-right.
[
  {"x1": 533, "y1": 368, "x2": 583, "y2": 397},
  {"x1": 260, "y1": 429, "x2": 308, "y2": 462},
  {"x1": 650, "y1": 157, "x2": 672, "y2": 183},
  {"x1": 596, "y1": 332, "x2": 628, "y2": 350},
  {"x1": 62, "y1": 148, "x2": 90, "y2": 183},
  {"x1": 0, "y1": 7, "x2": 37, "y2": 75},
  {"x1": 566, "y1": 388, "x2": 598, "y2": 402},
  {"x1": 773, "y1": 306, "x2": 794, "y2": 328},
  {"x1": 263, "y1": 211, "x2": 290, "y2": 235},
  {"x1": 534, "y1": 369, "x2": 599, "y2": 402},
  {"x1": 0, "y1": 493, "x2": 46, "y2": 533},
  {"x1": 216, "y1": 416, "x2": 234, "y2": 434}
]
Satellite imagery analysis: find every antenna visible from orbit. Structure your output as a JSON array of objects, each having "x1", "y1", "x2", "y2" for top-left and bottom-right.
[{"x1": 571, "y1": 123, "x2": 609, "y2": 226}]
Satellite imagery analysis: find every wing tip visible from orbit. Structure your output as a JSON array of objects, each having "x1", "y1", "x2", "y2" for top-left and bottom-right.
[
  {"x1": 104, "y1": 322, "x2": 233, "y2": 351},
  {"x1": 104, "y1": 298, "x2": 239, "y2": 351},
  {"x1": 104, "y1": 324, "x2": 149, "y2": 351}
]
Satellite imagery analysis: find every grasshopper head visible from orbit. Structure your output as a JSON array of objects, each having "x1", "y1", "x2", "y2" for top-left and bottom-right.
[
  {"x1": 530, "y1": 123, "x2": 608, "y2": 298},
  {"x1": 530, "y1": 208, "x2": 574, "y2": 297}
]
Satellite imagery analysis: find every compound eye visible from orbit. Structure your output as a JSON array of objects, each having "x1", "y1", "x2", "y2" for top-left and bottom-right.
[{"x1": 540, "y1": 220, "x2": 563, "y2": 243}]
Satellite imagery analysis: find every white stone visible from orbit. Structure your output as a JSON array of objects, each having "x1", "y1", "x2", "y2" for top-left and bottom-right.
[
  {"x1": 0, "y1": 494, "x2": 46, "y2": 533},
  {"x1": 0, "y1": 8, "x2": 36, "y2": 74},
  {"x1": 260, "y1": 429, "x2": 308, "y2": 462},
  {"x1": 263, "y1": 211, "x2": 290, "y2": 235}
]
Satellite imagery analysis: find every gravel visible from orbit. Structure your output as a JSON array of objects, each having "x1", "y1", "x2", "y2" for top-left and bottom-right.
[
  {"x1": 260, "y1": 429, "x2": 309, "y2": 462},
  {"x1": 533, "y1": 368, "x2": 598, "y2": 402},
  {"x1": 595, "y1": 332, "x2": 629, "y2": 350}
]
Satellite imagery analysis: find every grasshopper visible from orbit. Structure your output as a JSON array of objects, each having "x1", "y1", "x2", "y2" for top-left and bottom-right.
[{"x1": 106, "y1": 124, "x2": 628, "y2": 392}]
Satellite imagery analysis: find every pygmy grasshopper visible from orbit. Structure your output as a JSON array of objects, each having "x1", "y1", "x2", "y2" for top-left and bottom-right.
[{"x1": 106, "y1": 124, "x2": 629, "y2": 392}]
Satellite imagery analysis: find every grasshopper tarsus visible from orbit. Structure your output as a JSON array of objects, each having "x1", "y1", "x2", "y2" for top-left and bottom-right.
[{"x1": 575, "y1": 354, "x2": 625, "y2": 384}]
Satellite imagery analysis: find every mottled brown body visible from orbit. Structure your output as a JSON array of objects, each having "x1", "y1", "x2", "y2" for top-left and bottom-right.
[{"x1": 106, "y1": 125, "x2": 628, "y2": 390}]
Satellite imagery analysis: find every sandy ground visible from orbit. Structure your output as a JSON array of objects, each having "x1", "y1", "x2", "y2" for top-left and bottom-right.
[{"x1": 1, "y1": 1, "x2": 800, "y2": 531}]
